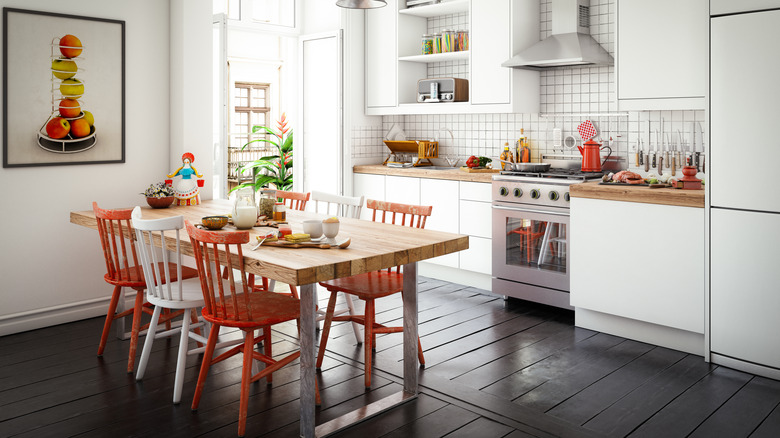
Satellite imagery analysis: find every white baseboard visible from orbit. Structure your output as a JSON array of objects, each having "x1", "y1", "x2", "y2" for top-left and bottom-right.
[
  {"x1": 418, "y1": 262, "x2": 492, "y2": 291},
  {"x1": 576, "y1": 307, "x2": 705, "y2": 356},
  {"x1": 0, "y1": 293, "x2": 137, "y2": 337}
]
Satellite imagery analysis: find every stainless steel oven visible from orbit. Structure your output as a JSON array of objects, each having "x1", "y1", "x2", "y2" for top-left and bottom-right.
[{"x1": 491, "y1": 170, "x2": 602, "y2": 310}]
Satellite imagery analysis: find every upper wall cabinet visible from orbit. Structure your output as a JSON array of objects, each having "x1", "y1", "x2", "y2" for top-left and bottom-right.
[
  {"x1": 616, "y1": 0, "x2": 707, "y2": 110},
  {"x1": 365, "y1": 0, "x2": 539, "y2": 115}
]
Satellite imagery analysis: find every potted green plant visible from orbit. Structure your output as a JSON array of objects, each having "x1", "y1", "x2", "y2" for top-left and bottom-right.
[
  {"x1": 142, "y1": 182, "x2": 175, "y2": 208},
  {"x1": 231, "y1": 113, "x2": 293, "y2": 194}
]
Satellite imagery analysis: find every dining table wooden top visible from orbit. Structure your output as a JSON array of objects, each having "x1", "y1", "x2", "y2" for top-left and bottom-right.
[{"x1": 70, "y1": 199, "x2": 469, "y2": 286}]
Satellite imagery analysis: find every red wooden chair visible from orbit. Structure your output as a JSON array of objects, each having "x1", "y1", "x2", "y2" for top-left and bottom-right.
[
  {"x1": 92, "y1": 202, "x2": 198, "y2": 373},
  {"x1": 275, "y1": 189, "x2": 310, "y2": 211},
  {"x1": 186, "y1": 221, "x2": 318, "y2": 437},
  {"x1": 316, "y1": 199, "x2": 432, "y2": 388}
]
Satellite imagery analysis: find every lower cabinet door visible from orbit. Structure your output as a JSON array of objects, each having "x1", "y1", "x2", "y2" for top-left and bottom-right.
[{"x1": 711, "y1": 208, "x2": 780, "y2": 369}]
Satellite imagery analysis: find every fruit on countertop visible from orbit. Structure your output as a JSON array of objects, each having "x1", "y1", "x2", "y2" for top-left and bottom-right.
[
  {"x1": 51, "y1": 57, "x2": 77, "y2": 79},
  {"x1": 59, "y1": 34, "x2": 82, "y2": 58},
  {"x1": 45, "y1": 117, "x2": 70, "y2": 139},
  {"x1": 466, "y1": 155, "x2": 492, "y2": 168}
]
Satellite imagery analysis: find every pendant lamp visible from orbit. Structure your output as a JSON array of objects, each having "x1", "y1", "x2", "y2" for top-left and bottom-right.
[{"x1": 336, "y1": 0, "x2": 387, "y2": 8}]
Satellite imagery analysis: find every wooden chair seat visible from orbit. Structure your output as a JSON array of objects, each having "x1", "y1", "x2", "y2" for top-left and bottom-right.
[
  {"x1": 202, "y1": 291, "x2": 302, "y2": 329},
  {"x1": 103, "y1": 263, "x2": 198, "y2": 287},
  {"x1": 319, "y1": 271, "x2": 404, "y2": 300}
]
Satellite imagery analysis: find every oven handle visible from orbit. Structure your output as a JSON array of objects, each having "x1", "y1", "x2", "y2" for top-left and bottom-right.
[{"x1": 492, "y1": 204, "x2": 570, "y2": 217}]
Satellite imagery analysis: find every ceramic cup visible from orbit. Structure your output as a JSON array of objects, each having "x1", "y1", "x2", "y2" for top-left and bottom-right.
[
  {"x1": 302, "y1": 220, "x2": 323, "y2": 239},
  {"x1": 322, "y1": 220, "x2": 340, "y2": 244}
]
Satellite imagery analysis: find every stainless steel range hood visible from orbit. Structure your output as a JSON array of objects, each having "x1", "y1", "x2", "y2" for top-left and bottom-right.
[{"x1": 502, "y1": 0, "x2": 613, "y2": 70}]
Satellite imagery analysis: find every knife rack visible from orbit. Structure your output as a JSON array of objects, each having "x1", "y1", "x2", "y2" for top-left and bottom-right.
[{"x1": 383, "y1": 140, "x2": 438, "y2": 167}]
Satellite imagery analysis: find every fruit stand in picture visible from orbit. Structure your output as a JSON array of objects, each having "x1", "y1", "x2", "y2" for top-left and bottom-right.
[{"x1": 38, "y1": 34, "x2": 97, "y2": 153}]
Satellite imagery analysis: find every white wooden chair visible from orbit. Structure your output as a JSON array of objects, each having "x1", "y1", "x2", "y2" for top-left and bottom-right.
[
  {"x1": 310, "y1": 191, "x2": 364, "y2": 344},
  {"x1": 131, "y1": 207, "x2": 242, "y2": 404}
]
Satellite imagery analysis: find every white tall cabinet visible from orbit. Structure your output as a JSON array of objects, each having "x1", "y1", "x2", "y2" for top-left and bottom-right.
[{"x1": 709, "y1": 3, "x2": 780, "y2": 379}]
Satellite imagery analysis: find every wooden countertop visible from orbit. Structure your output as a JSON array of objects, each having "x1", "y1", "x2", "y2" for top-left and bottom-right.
[
  {"x1": 570, "y1": 181, "x2": 705, "y2": 208},
  {"x1": 354, "y1": 164, "x2": 495, "y2": 183}
]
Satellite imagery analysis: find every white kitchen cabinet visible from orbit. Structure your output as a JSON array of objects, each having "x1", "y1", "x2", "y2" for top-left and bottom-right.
[
  {"x1": 421, "y1": 179, "x2": 459, "y2": 267},
  {"x1": 616, "y1": 0, "x2": 707, "y2": 110},
  {"x1": 710, "y1": 209, "x2": 780, "y2": 371},
  {"x1": 353, "y1": 173, "x2": 385, "y2": 220},
  {"x1": 364, "y1": 0, "x2": 539, "y2": 115},
  {"x1": 470, "y1": 0, "x2": 539, "y2": 111},
  {"x1": 458, "y1": 181, "x2": 492, "y2": 274},
  {"x1": 459, "y1": 236, "x2": 491, "y2": 275},
  {"x1": 365, "y1": 0, "x2": 399, "y2": 109},
  {"x1": 571, "y1": 198, "x2": 705, "y2": 335},
  {"x1": 385, "y1": 175, "x2": 420, "y2": 205}
]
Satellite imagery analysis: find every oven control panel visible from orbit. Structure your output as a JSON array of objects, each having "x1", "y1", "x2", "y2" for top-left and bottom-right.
[{"x1": 492, "y1": 176, "x2": 580, "y2": 208}]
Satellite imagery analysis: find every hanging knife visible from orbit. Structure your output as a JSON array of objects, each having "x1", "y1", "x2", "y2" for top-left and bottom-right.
[
  {"x1": 653, "y1": 130, "x2": 659, "y2": 168},
  {"x1": 694, "y1": 122, "x2": 703, "y2": 171},
  {"x1": 698, "y1": 122, "x2": 706, "y2": 173},
  {"x1": 663, "y1": 133, "x2": 670, "y2": 168},
  {"x1": 676, "y1": 130, "x2": 683, "y2": 169}
]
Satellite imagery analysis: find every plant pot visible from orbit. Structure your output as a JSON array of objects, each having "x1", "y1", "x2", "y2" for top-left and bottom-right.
[{"x1": 146, "y1": 196, "x2": 174, "y2": 208}]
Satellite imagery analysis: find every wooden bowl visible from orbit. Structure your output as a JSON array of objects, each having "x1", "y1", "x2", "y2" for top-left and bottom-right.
[
  {"x1": 202, "y1": 215, "x2": 228, "y2": 230},
  {"x1": 146, "y1": 196, "x2": 174, "y2": 208}
]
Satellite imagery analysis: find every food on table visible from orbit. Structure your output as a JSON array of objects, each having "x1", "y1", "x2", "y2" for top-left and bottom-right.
[
  {"x1": 284, "y1": 233, "x2": 311, "y2": 243},
  {"x1": 611, "y1": 170, "x2": 645, "y2": 184},
  {"x1": 257, "y1": 232, "x2": 278, "y2": 243},
  {"x1": 323, "y1": 217, "x2": 339, "y2": 223}
]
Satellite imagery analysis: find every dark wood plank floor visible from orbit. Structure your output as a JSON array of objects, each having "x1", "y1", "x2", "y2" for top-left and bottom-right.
[{"x1": 2, "y1": 277, "x2": 780, "y2": 437}]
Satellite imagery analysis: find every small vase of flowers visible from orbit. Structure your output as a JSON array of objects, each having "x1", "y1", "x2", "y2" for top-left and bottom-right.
[{"x1": 142, "y1": 182, "x2": 175, "y2": 208}]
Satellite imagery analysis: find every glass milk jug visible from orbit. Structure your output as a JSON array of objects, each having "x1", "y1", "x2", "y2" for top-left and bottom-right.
[{"x1": 232, "y1": 187, "x2": 257, "y2": 229}]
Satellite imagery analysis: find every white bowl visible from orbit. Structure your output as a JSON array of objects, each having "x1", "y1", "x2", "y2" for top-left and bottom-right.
[
  {"x1": 322, "y1": 220, "x2": 340, "y2": 243},
  {"x1": 302, "y1": 220, "x2": 323, "y2": 238}
]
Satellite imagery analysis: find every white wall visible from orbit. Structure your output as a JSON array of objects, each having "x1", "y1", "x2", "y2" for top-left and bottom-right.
[{"x1": 0, "y1": 0, "x2": 212, "y2": 335}]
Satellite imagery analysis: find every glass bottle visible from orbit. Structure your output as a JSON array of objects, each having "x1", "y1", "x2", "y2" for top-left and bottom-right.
[
  {"x1": 273, "y1": 201, "x2": 286, "y2": 222},
  {"x1": 257, "y1": 189, "x2": 276, "y2": 219},
  {"x1": 421, "y1": 34, "x2": 433, "y2": 55},
  {"x1": 442, "y1": 29, "x2": 456, "y2": 53},
  {"x1": 232, "y1": 187, "x2": 257, "y2": 229}
]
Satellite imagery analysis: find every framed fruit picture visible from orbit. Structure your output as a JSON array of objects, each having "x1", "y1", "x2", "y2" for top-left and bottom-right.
[{"x1": 2, "y1": 8, "x2": 125, "y2": 167}]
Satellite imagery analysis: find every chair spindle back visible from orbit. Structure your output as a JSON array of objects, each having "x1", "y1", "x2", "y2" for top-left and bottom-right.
[
  {"x1": 311, "y1": 191, "x2": 364, "y2": 219},
  {"x1": 131, "y1": 207, "x2": 186, "y2": 302},
  {"x1": 186, "y1": 221, "x2": 254, "y2": 323},
  {"x1": 275, "y1": 190, "x2": 310, "y2": 211},
  {"x1": 93, "y1": 202, "x2": 141, "y2": 284}
]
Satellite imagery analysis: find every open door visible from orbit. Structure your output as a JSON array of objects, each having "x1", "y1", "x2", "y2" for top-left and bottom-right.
[{"x1": 298, "y1": 31, "x2": 343, "y2": 196}]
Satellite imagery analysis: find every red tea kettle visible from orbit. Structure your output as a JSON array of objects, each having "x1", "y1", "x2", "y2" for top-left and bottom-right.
[{"x1": 577, "y1": 140, "x2": 612, "y2": 172}]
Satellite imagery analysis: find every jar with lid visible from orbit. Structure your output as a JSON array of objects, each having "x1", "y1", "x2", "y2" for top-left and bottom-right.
[
  {"x1": 432, "y1": 33, "x2": 442, "y2": 54},
  {"x1": 457, "y1": 30, "x2": 469, "y2": 51},
  {"x1": 273, "y1": 201, "x2": 286, "y2": 222},
  {"x1": 441, "y1": 29, "x2": 456, "y2": 53},
  {"x1": 257, "y1": 189, "x2": 276, "y2": 219},
  {"x1": 232, "y1": 187, "x2": 257, "y2": 229},
  {"x1": 421, "y1": 34, "x2": 433, "y2": 55}
]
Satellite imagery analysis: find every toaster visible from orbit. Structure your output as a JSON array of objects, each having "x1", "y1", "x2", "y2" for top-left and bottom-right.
[{"x1": 417, "y1": 78, "x2": 469, "y2": 103}]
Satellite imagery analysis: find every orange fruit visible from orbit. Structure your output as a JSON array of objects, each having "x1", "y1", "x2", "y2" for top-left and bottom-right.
[
  {"x1": 70, "y1": 118, "x2": 91, "y2": 138},
  {"x1": 59, "y1": 34, "x2": 82, "y2": 58},
  {"x1": 58, "y1": 99, "x2": 81, "y2": 118}
]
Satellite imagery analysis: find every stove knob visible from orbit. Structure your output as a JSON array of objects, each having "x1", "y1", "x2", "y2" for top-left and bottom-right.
[
  {"x1": 513, "y1": 188, "x2": 523, "y2": 198},
  {"x1": 499, "y1": 187, "x2": 509, "y2": 197},
  {"x1": 564, "y1": 192, "x2": 571, "y2": 202},
  {"x1": 548, "y1": 190, "x2": 559, "y2": 201},
  {"x1": 530, "y1": 189, "x2": 540, "y2": 199}
]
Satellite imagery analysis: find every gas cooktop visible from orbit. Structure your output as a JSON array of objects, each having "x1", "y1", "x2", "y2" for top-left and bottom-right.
[{"x1": 499, "y1": 168, "x2": 605, "y2": 181}]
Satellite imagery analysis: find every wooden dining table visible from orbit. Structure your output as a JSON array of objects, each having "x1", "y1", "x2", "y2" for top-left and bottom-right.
[{"x1": 71, "y1": 199, "x2": 468, "y2": 437}]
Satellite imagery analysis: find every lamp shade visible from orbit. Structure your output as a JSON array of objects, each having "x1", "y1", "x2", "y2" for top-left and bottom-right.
[{"x1": 336, "y1": 0, "x2": 387, "y2": 8}]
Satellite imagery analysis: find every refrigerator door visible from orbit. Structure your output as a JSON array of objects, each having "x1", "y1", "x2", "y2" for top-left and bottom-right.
[
  {"x1": 711, "y1": 10, "x2": 780, "y2": 213},
  {"x1": 710, "y1": 208, "x2": 780, "y2": 369}
]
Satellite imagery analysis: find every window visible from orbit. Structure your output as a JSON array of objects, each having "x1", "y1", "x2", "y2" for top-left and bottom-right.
[
  {"x1": 228, "y1": 82, "x2": 271, "y2": 191},
  {"x1": 214, "y1": 0, "x2": 297, "y2": 30}
]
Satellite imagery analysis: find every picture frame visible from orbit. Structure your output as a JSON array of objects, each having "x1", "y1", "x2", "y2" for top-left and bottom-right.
[{"x1": 2, "y1": 8, "x2": 125, "y2": 168}]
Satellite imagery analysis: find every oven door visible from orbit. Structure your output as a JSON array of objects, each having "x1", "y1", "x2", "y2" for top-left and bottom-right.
[{"x1": 492, "y1": 202, "x2": 570, "y2": 291}]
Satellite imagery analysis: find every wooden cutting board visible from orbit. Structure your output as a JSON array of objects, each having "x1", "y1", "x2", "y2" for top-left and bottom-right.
[{"x1": 460, "y1": 167, "x2": 500, "y2": 173}]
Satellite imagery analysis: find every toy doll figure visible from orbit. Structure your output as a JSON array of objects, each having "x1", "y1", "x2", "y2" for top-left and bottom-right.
[{"x1": 167, "y1": 152, "x2": 204, "y2": 206}]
